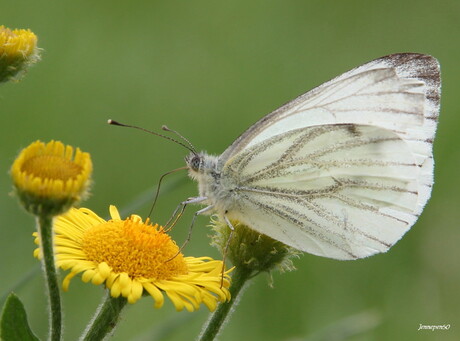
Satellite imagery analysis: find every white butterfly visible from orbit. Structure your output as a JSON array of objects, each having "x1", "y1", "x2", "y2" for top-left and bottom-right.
[{"x1": 185, "y1": 53, "x2": 441, "y2": 260}]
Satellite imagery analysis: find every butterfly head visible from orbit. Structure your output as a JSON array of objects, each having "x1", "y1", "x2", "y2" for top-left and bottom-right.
[
  {"x1": 185, "y1": 151, "x2": 219, "y2": 180},
  {"x1": 185, "y1": 153, "x2": 203, "y2": 172}
]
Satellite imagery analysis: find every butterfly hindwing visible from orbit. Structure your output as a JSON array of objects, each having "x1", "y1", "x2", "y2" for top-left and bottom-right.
[{"x1": 223, "y1": 124, "x2": 420, "y2": 259}]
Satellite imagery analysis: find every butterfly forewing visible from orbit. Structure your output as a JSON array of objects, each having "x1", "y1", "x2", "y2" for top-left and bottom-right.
[{"x1": 221, "y1": 54, "x2": 439, "y2": 158}]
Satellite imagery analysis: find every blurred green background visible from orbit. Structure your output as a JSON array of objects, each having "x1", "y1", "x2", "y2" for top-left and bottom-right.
[{"x1": 1, "y1": 1, "x2": 459, "y2": 340}]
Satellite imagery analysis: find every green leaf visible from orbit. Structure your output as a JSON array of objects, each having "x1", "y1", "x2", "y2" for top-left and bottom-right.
[{"x1": 1, "y1": 293, "x2": 40, "y2": 341}]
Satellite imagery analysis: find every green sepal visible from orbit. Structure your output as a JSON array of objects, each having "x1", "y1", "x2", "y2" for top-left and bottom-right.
[
  {"x1": 1, "y1": 293, "x2": 40, "y2": 341},
  {"x1": 211, "y1": 218, "x2": 299, "y2": 277}
]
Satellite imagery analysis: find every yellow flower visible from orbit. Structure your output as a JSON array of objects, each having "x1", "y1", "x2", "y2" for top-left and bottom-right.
[
  {"x1": 0, "y1": 26, "x2": 37, "y2": 57},
  {"x1": 0, "y1": 25, "x2": 40, "y2": 82},
  {"x1": 11, "y1": 140, "x2": 92, "y2": 216},
  {"x1": 34, "y1": 206, "x2": 232, "y2": 312}
]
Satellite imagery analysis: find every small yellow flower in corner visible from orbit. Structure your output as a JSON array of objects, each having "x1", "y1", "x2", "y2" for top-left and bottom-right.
[
  {"x1": 0, "y1": 25, "x2": 40, "y2": 83},
  {"x1": 33, "y1": 205, "x2": 232, "y2": 312},
  {"x1": 11, "y1": 140, "x2": 92, "y2": 216}
]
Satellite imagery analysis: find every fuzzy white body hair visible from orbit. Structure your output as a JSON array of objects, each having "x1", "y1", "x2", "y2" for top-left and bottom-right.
[{"x1": 186, "y1": 152, "x2": 238, "y2": 216}]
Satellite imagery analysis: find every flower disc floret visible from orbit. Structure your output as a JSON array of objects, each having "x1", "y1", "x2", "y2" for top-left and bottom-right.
[{"x1": 81, "y1": 216, "x2": 189, "y2": 280}]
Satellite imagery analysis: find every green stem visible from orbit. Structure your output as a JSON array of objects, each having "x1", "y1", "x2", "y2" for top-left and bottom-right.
[
  {"x1": 37, "y1": 215, "x2": 62, "y2": 341},
  {"x1": 199, "y1": 266, "x2": 252, "y2": 341},
  {"x1": 81, "y1": 292, "x2": 127, "y2": 341}
]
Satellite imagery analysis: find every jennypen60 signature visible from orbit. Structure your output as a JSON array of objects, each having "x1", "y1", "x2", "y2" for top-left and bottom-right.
[{"x1": 418, "y1": 324, "x2": 451, "y2": 331}]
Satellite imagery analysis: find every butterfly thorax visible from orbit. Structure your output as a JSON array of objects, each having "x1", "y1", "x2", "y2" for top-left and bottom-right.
[{"x1": 185, "y1": 152, "x2": 239, "y2": 214}]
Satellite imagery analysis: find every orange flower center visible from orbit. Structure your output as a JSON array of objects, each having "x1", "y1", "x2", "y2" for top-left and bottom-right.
[{"x1": 81, "y1": 217, "x2": 188, "y2": 280}]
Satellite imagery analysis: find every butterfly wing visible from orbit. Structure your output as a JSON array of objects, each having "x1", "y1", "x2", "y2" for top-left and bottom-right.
[
  {"x1": 220, "y1": 53, "x2": 440, "y2": 218},
  {"x1": 218, "y1": 53, "x2": 440, "y2": 259},
  {"x1": 223, "y1": 124, "x2": 423, "y2": 259}
]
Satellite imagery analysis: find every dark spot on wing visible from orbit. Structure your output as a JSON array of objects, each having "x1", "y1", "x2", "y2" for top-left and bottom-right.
[{"x1": 345, "y1": 124, "x2": 361, "y2": 137}]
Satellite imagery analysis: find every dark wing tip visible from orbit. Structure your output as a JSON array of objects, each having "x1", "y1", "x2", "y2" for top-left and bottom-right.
[{"x1": 378, "y1": 53, "x2": 441, "y2": 119}]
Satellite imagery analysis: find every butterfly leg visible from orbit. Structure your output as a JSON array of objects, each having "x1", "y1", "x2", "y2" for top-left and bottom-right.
[
  {"x1": 182, "y1": 196, "x2": 208, "y2": 204},
  {"x1": 176, "y1": 196, "x2": 212, "y2": 253},
  {"x1": 219, "y1": 215, "x2": 236, "y2": 287},
  {"x1": 165, "y1": 197, "x2": 208, "y2": 231},
  {"x1": 164, "y1": 202, "x2": 188, "y2": 232},
  {"x1": 166, "y1": 204, "x2": 214, "y2": 262}
]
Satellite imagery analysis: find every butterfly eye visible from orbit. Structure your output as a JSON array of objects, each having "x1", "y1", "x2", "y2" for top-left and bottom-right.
[{"x1": 189, "y1": 155, "x2": 202, "y2": 171}]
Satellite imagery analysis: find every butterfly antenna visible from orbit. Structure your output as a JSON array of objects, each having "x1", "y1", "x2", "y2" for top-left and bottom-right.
[
  {"x1": 162, "y1": 125, "x2": 197, "y2": 154},
  {"x1": 108, "y1": 119, "x2": 196, "y2": 154}
]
